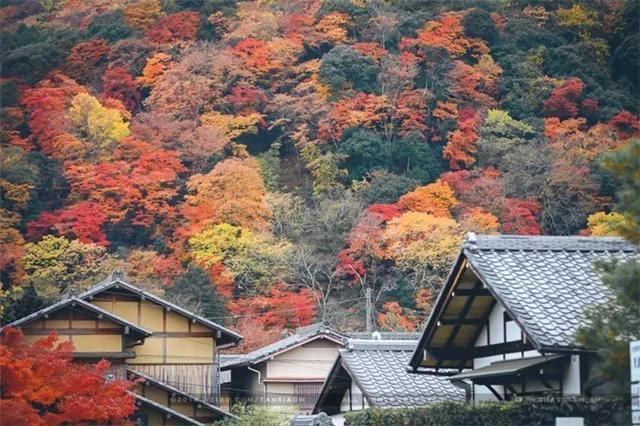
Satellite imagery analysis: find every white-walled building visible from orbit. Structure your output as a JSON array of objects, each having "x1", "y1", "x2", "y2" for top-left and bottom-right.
[
  {"x1": 409, "y1": 234, "x2": 637, "y2": 401},
  {"x1": 221, "y1": 322, "x2": 348, "y2": 414}
]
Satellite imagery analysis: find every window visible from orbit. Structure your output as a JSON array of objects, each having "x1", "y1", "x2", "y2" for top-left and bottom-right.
[{"x1": 294, "y1": 382, "x2": 324, "y2": 413}]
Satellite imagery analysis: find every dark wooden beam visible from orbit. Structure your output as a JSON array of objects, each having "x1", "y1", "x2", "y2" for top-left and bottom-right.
[
  {"x1": 450, "y1": 288, "x2": 492, "y2": 297},
  {"x1": 434, "y1": 280, "x2": 483, "y2": 370},
  {"x1": 428, "y1": 340, "x2": 534, "y2": 360},
  {"x1": 438, "y1": 318, "x2": 485, "y2": 326},
  {"x1": 485, "y1": 384, "x2": 503, "y2": 401},
  {"x1": 505, "y1": 383, "x2": 518, "y2": 399},
  {"x1": 457, "y1": 298, "x2": 497, "y2": 369}
]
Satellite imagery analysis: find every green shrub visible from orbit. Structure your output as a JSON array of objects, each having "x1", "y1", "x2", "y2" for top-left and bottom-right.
[
  {"x1": 214, "y1": 403, "x2": 291, "y2": 426},
  {"x1": 343, "y1": 397, "x2": 629, "y2": 426}
]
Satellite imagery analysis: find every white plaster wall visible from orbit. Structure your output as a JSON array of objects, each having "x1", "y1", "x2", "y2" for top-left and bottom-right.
[
  {"x1": 330, "y1": 414, "x2": 346, "y2": 426},
  {"x1": 468, "y1": 298, "x2": 585, "y2": 401},
  {"x1": 472, "y1": 302, "x2": 544, "y2": 400},
  {"x1": 267, "y1": 339, "x2": 341, "y2": 379},
  {"x1": 562, "y1": 355, "x2": 581, "y2": 395}
]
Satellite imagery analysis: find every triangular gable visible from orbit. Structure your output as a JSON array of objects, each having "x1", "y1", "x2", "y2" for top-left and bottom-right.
[
  {"x1": 222, "y1": 323, "x2": 347, "y2": 369},
  {"x1": 313, "y1": 351, "x2": 352, "y2": 415},
  {"x1": 254, "y1": 334, "x2": 346, "y2": 365},
  {"x1": 79, "y1": 273, "x2": 241, "y2": 346},
  {"x1": 4, "y1": 297, "x2": 151, "y2": 340},
  {"x1": 409, "y1": 250, "x2": 536, "y2": 372},
  {"x1": 410, "y1": 234, "x2": 637, "y2": 373}
]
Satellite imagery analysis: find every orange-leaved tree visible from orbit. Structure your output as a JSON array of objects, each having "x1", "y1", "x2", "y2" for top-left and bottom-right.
[
  {"x1": 182, "y1": 157, "x2": 272, "y2": 234},
  {"x1": 0, "y1": 327, "x2": 135, "y2": 426}
]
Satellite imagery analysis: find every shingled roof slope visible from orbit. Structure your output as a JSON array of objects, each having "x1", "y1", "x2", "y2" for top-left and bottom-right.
[
  {"x1": 131, "y1": 393, "x2": 205, "y2": 426},
  {"x1": 3, "y1": 297, "x2": 152, "y2": 339},
  {"x1": 127, "y1": 368, "x2": 236, "y2": 420},
  {"x1": 340, "y1": 339, "x2": 465, "y2": 407},
  {"x1": 315, "y1": 339, "x2": 464, "y2": 414},
  {"x1": 463, "y1": 235, "x2": 637, "y2": 349},
  {"x1": 221, "y1": 322, "x2": 347, "y2": 369},
  {"x1": 78, "y1": 272, "x2": 242, "y2": 345}
]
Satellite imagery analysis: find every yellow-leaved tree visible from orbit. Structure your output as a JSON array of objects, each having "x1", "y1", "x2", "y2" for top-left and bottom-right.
[
  {"x1": 188, "y1": 223, "x2": 291, "y2": 292},
  {"x1": 383, "y1": 211, "x2": 463, "y2": 288},
  {"x1": 67, "y1": 93, "x2": 130, "y2": 160}
]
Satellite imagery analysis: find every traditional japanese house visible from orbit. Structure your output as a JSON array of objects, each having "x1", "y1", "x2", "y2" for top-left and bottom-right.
[
  {"x1": 5, "y1": 296, "x2": 151, "y2": 378},
  {"x1": 408, "y1": 234, "x2": 637, "y2": 402},
  {"x1": 221, "y1": 322, "x2": 348, "y2": 414},
  {"x1": 314, "y1": 338, "x2": 464, "y2": 425},
  {"x1": 4, "y1": 272, "x2": 240, "y2": 425},
  {"x1": 78, "y1": 272, "x2": 242, "y2": 402}
]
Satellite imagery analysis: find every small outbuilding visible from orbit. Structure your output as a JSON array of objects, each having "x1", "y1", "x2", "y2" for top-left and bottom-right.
[{"x1": 313, "y1": 338, "x2": 465, "y2": 425}]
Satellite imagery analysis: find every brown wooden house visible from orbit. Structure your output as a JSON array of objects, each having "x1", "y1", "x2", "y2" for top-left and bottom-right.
[{"x1": 4, "y1": 272, "x2": 241, "y2": 425}]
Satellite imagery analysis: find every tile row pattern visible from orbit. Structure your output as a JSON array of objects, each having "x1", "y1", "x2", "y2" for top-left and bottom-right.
[
  {"x1": 464, "y1": 235, "x2": 638, "y2": 348},
  {"x1": 341, "y1": 341, "x2": 465, "y2": 407}
]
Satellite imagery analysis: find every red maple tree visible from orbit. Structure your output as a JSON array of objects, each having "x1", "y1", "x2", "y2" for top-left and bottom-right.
[
  {"x1": 146, "y1": 11, "x2": 200, "y2": 44},
  {"x1": 102, "y1": 67, "x2": 141, "y2": 112},
  {"x1": 27, "y1": 201, "x2": 109, "y2": 246},
  {"x1": 443, "y1": 107, "x2": 481, "y2": 169},
  {"x1": 542, "y1": 78, "x2": 584, "y2": 119},
  {"x1": 0, "y1": 327, "x2": 135, "y2": 426},
  {"x1": 228, "y1": 284, "x2": 317, "y2": 329}
]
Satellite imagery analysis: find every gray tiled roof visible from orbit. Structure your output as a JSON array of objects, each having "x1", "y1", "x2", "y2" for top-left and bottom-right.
[
  {"x1": 3, "y1": 297, "x2": 152, "y2": 338},
  {"x1": 450, "y1": 354, "x2": 565, "y2": 381},
  {"x1": 219, "y1": 354, "x2": 251, "y2": 369},
  {"x1": 347, "y1": 331, "x2": 422, "y2": 340},
  {"x1": 341, "y1": 339, "x2": 465, "y2": 407},
  {"x1": 464, "y1": 234, "x2": 638, "y2": 349},
  {"x1": 78, "y1": 272, "x2": 242, "y2": 344},
  {"x1": 221, "y1": 322, "x2": 347, "y2": 369}
]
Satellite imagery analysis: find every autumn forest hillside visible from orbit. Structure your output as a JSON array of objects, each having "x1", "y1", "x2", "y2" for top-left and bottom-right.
[{"x1": 1, "y1": 0, "x2": 639, "y2": 349}]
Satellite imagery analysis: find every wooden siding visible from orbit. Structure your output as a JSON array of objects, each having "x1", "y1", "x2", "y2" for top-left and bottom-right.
[
  {"x1": 134, "y1": 364, "x2": 218, "y2": 402},
  {"x1": 89, "y1": 297, "x2": 216, "y2": 365},
  {"x1": 20, "y1": 311, "x2": 124, "y2": 354}
]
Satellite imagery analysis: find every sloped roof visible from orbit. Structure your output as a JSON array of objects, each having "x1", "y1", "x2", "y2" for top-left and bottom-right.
[
  {"x1": 410, "y1": 234, "x2": 638, "y2": 370},
  {"x1": 78, "y1": 272, "x2": 242, "y2": 345},
  {"x1": 3, "y1": 297, "x2": 152, "y2": 339},
  {"x1": 450, "y1": 354, "x2": 566, "y2": 381},
  {"x1": 127, "y1": 369, "x2": 236, "y2": 420},
  {"x1": 221, "y1": 322, "x2": 347, "y2": 369},
  {"x1": 463, "y1": 235, "x2": 636, "y2": 349},
  {"x1": 219, "y1": 354, "x2": 251, "y2": 370},
  {"x1": 314, "y1": 339, "x2": 464, "y2": 414},
  {"x1": 347, "y1": 331, "x2": 422, "y2": 340},
  {"x1": 131, "y1": 392, "x2": 205, "y2": 426}
]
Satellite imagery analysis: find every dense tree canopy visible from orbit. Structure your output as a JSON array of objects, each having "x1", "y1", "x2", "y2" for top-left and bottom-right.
[{"x1": 0, "y1": 0, "x2": 638, "y2": 344}]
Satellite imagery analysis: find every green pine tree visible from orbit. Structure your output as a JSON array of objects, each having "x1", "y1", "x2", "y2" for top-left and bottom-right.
[{"x1": 577, "y1": 139, "x2": 640, "y2": 393}]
